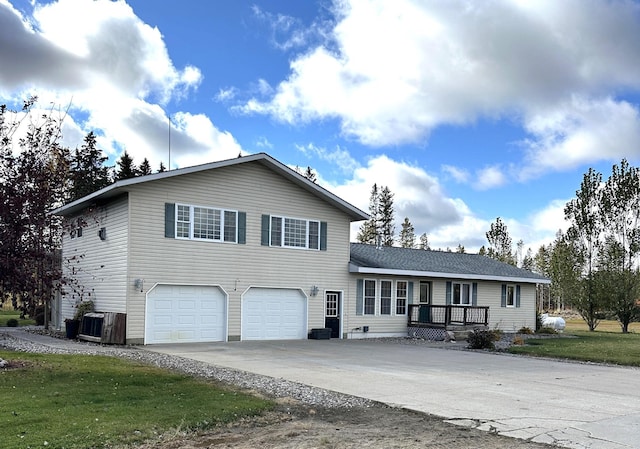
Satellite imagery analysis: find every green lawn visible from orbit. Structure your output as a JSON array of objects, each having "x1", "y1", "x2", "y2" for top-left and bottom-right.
[
  {"x1": 0, "y1": 309, "x2": 35, "y2": 327},
  {"x1": 563, "y1": 318, "x2": 640, "y2": 333},
  {"x1": 509, "y1": 330, "x2": 640, "y2": 366},
  {"x1": 0, "y1": 351, "x2": 273, "y2": 449}
]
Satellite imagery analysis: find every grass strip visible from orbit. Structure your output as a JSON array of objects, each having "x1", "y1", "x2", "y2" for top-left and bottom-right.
[
  {"x1": 0, "y1": 351, "x2": 272, "y2": 449},
  {"x1": 509, "y1": 330, "x2": 640, "y2": 366},
  {"x1": 0, "y1": 310, "x2": 35, "y2": 327}
]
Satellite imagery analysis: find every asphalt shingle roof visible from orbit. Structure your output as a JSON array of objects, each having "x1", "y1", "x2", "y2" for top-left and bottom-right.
[{"x1": 349, "y1": 243, "x2": 550, "y2": 283}]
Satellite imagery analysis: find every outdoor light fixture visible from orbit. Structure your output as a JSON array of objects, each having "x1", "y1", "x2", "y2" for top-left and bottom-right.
[
  {"x1": 98, "y1": 227, "x2": 107, "y2": 240},
  {"x1": 310, "y1": 285, "x2": 319, "y2": 296},
  {"x1": 134, "y1": 278, "x2": 144, "y2": 292}
]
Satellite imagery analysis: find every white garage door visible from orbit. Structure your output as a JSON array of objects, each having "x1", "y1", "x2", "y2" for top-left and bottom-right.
[
  {"x1": 242, "y1": 288, "x2": 307, "y2": 340},
  {"x1": 146, "y1": 284, "x2": 226, "y2": 344}
]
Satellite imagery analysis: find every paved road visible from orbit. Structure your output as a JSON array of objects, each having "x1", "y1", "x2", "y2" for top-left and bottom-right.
[{"x1": 146, "y1": 339, "x2": 640, "y2": 449}]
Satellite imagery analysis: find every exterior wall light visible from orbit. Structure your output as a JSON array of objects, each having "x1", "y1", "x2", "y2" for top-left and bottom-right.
[{"x1": 310, "y1": 285, "x2": 319, "y2": 297}]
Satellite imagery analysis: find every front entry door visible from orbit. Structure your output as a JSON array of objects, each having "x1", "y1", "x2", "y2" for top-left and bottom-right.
[
  {"x1": 419, "y1": 281, "x2": 431, "y2": 323},
  {"x1": 324, "y1": 291, "x2": 340, "y2": 338}
]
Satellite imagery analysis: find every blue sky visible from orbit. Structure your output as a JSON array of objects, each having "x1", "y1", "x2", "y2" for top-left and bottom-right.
[{"x1": 2, "y1": 0, "x2": 640, "y2": 254}]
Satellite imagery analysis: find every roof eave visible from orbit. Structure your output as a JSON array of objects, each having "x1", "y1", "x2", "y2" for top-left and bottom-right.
[
  {"x1": 51, "y1": 153, "x2": 369, "y2": 221},
  {"x1": 348, "y1": 264, "x2": 551, "y2": 284}
]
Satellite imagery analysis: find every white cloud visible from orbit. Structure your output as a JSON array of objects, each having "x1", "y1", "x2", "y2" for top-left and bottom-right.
[
  {"x1": 241, "y1": 0, "x2": 640, "y2": 177},
  {"x1": 215, "y1": 87, "x2": 238, "y2": 102},
  {"x1": 255, "y1": 136, "x2": 273, "y2": 149},
  {"x1": 325, "y1": 154, "x2": 481, "y2": 247},
  {"x1": 442, "y1": 164, "x2": 470, "y2": 184},
  {"x1": 520, "y1": 97, "x2": 640, "y2": 179},
  {"x1": 296, "y1": 143, "x2": 360, "y2": 175},
  {"x1": 474, "y1": 165, "x2": 507, "y2": 190},
  {"x1": 251, "y1": 4, "x2": 323, "y2": 51},
  {"x1": 0, "y1": 0, "x2": 227, "y2": 171}
]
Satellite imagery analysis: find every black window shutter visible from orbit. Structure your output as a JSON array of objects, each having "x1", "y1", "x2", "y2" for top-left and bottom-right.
[
  {"x1": 472, "y1": 282, "x2": 478, "y2": 306},
  {"x1": 501, "y1": 284, "x2": 507, "y2": 307},
  {"x1": 237, "y1": 212, "x2": 246, "y2": 244},
  {"x1": 320, "y1": 222, "x2": 327, "y2": 251},
  {"x1": 356, "y1": 279, "x2": 363, "y2": 316},
  {"x1": 516, "y1": 285, "x2": 521, "y2": 308},
  {"x1": 165, "y1": 203, "x2": 175, "y2": 238},
  {"x1": 261, "y1": 214, "x2": 270, "y2": 246},
  {"x1": 445, "y1": 281, "x2": 452, "y2": 305}
]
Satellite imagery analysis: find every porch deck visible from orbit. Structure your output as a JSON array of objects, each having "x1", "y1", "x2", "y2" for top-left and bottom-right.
[{"x1": 408, "y1": 304, "x2": 489, "y2": 328}]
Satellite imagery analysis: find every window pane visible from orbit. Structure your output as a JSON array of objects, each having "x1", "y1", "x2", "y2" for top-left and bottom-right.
[
  {"x1": 507, "y1": 285, "x2": 515, "y2": 306},
  {"x1": 453, "y1": 283, "x2": 461, "y2": 305},
  {"x1": 396, "y1": 281, "x2": 407, "y2": 315},
  {"x1": 326, "y1": 293, "x2": 338, "y2": 317},
  {"x1": 419, "y1": 282, "x2": 430, "y2": 303},
  {"x1": 193, "y1": 207, "x2": 220, "y2": 240},
  {"x1": 308, "y1": 221, "x2": 319, "y2": 249},
  {"x1": 462, "y1": 284, "x2": 470, "y2": 305},
  {"x1": 270, "y1": 217, "x2": 282, "y2": 246},
  {"x1": 284, "y1": 218, "x2": 307, "y2": 247},
  {"x1": 364, "y1": 280, "x2": 376, "y2": 315},
  {"x1": 380, "y1": 280, "x2": 392, "y2": 315},
  {"x1": 223, "y1": 210, "x2": 237, "y2": 242},
  {"x1": 176, "y1": 205, "x2": 190, "y2": 238}
]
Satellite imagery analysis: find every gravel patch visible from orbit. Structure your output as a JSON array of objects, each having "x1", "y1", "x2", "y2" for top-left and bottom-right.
[{"x1": 0, "y1": 329, "x2": 373, "y2": 409}]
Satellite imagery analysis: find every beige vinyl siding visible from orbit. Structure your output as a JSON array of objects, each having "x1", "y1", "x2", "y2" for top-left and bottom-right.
[
  {"x1": 480, "y1": 282, "x2": 536, "y2": 331},
  {"x1": 430, "y1": 279, "x2": 535, "y2": 330},
  {"x1": 60, "y1": 196, "x2": 128, "y2": 323},
  {"x1": 344, "y1": 277, "x2": 414, "y2": 337},
  {"x1": 346, "y1": 277, "x2": 538, "y2": 337},
  {"x1": 126, "y1": 163, "x2": 354, "y2": 342}
]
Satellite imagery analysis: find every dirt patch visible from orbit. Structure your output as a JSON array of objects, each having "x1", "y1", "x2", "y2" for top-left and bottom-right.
[{"x1": 134, "y1": 400, "x2": 555, "y2": 449}]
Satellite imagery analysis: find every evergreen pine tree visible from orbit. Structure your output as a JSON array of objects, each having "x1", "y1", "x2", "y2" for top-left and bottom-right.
[
  {"x1": 357, "y1": 184, "x2": 379, "y2": 244},
  {"x1": 114, "y1": 150, "x2": 138, "y2": 181},
  {"x1": 399, "y1": 217, "x2": 416, "y2": 248},
  {"x1": 69, "y1": 131, "x2": 111, "y2": 201},
  {"x1": 138, "y1": 158, "x2": 152, "y2": 176},
  {"x1": 378, "y1": 186, "x2": 395, "y2": 246}
]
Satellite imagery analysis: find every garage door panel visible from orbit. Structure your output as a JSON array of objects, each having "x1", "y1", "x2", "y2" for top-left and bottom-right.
[
  {"x1": 242, "y1": 288, "x2": 306, "y2": 340},
  {"x1": 146, "y1": 285, "x2": 226, "y2": 344}
]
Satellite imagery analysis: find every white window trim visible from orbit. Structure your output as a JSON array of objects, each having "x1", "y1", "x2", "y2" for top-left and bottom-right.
[
  {"x1": 395, "y1": 280, "x2": 408, "y2": 316},
  {"x1": 379, "y1": 279, "x2": 393, "y2": 316},
  {"x1": 363, "y1": 278, "x2": 377, "y2": 316},
  {"x1": 452, "y1": 281, "x2": 473, "y2": 306},
  {"x1": 506, "y1": 284, "x2": 516, "y2": 308},
  {"x1": 175, "y1": 203, "x2": 238, "y2": 243},
  {"x1": 269, "y1": 215, "x2": 320, "y2": 250}
]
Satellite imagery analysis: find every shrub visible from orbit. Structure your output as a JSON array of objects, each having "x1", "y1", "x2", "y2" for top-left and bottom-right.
[
  {"x1": 467, "y1": 329, "x2": 499, "y2": 350},
  {"x1": 536, "y1": 326, "x2": 557, "y2": 335},
  {"x1": 512, "y1": 336, "x2": 525, "y2": 345},
  {"x1": 35, "y1": 312, "x2": 45, "y2": 326},
  {"x1": 6, "y1": 318, "x2": 19, "y2": 327},
  {"x1": 73, "y1": 300, "x2": 95, "y2": 321},
  {"x1": 518, "y1": 326, "x2": 533, "y2": 334}
]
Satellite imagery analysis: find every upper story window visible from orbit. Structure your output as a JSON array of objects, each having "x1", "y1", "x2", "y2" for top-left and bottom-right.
[
  {"x1": 175, "y1": 204, "x2": 238, "y2": 243},
  {"x1": 267, "y1": 215, "x2": 322, "y2": 250}
]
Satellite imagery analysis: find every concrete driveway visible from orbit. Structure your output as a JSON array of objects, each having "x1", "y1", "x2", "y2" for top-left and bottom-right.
[{"x1": 146, "y1": 339, "x2": 640, "y2": 449}]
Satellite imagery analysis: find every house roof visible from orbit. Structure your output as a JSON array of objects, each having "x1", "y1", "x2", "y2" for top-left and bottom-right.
[
  {"x1": 51, "y1": 153, "x2": 369, "y2": 221},
  {"x1": 349, "y1": 243, "x2": 551, "y2": 284}
]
